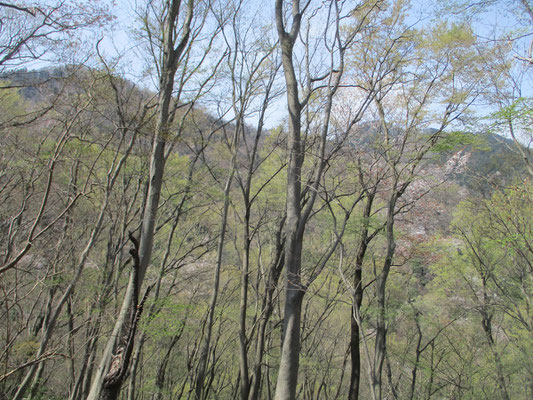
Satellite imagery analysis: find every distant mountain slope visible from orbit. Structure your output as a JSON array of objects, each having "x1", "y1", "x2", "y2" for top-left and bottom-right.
[
  {"x1": 450, "y1": 132, "x2": 527, "y2": 194},
  {"x1": 2, "y1": 67, "x2": 528, "y2": 194}
]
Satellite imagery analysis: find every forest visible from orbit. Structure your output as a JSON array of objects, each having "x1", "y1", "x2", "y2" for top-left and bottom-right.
[{"x1": 0, "y1": 0, "x2": 532, "y2": 399}]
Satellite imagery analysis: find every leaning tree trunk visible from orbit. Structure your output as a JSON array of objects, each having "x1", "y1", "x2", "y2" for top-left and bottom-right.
[
  {"x1": 99, "y1": 234, "x2": 152, "y2": 400},
  {"x1": 86, "y1": 2, "x2": 195, "y2": 398}
]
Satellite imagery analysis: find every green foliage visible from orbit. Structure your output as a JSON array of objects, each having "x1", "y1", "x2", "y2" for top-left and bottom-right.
[
  {"x1": 489, "y1": 97, "x2": 533, "y2": 141},
  {"x1": 2, "y1": 2, "x2": 532, "y2": 399},
  {"x1": 141, "y1": 298, "x2": 189, "y2": 341},
  {"x1": 13, "y1": 339, "x2": 39, "y2": 358},
  {"x1": 426, "y1": 182, "x2": 533, "y2": 398},
  {"x1": 420, "y1": 21, "x2": 476, "y2": 52},
  {"x1": 431, "y1": 130, "x2": 484, "y2": 153},
  {"x1": 0, "y1": 82, "x2": 28, "y2": 121}
]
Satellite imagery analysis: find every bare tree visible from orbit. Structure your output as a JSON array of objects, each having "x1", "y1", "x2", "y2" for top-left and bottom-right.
[
  {"x1": 0, "y1": 0, "x2": 112, "y2": 72},
  {"x1": 9, "y1": 68, "x2": 149, "y2": 400},
  {"x1": 273, "y1": 1, "x2": 376, "y2": 398},
  {"x1": 87, "y1": 0, "x2": 227, "y2": 398}
]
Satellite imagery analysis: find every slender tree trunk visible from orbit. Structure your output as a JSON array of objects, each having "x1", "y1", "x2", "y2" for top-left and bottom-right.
[
  {"x1": 408, "y1": 314, "x2": 423, "y2": 400},
  {"x1": 426, "y1": 341, "x2": 435, "y2": 400},
  {"x1": 13, "y1": 135, "x2": 135, "y2": 400},
  {"x1": 87, "y1": 2, "x2": 194, "y2": 398},
  {"x1": 480, "y1": 302, "x2": 510, "y2": 400},
  {"x1": 194, "y1": 131, "x2": 239, "y2": 399},
  {"x1": 274, "y1": 1, "x2": 349, "y2": 397},
  {"x1": 349, "y1": 307, "x2": 362, "y2": 399},
  {"x1": 248, "y1": 220, "x2": 285, "y2": 400},
  {"x1": 126, "y1": 337, "x2": 143, "y2": 400},
  {"x1": 372, "y1": 194, "x2": 397, "y2": 400},
  {"x1": 81, "y1": 335, "x2": 99, "y2": 399},
  {"x1": 348, "y1": 192, "x2": 374, "y2": 400},
  {"x1": 507, "y1": 118, "x2": 533, "y2": 178},
  {"x1": 152, "y1": 333, "x2": 181, "y2": 400},
  {"x1": 239, "y1": 221, "x2": 251, "y2": 400},
  {"x1": 235, "y1": 51, "x2": 278, "y2": 400}
]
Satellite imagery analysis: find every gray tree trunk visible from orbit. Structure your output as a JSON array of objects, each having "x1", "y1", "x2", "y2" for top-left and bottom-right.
[
  {"x1": 86, "y1": 2, "x2": 195, "y2": 399},
  {"x1": 273, "y1": 1, "x2": 305, "y2": 398}
]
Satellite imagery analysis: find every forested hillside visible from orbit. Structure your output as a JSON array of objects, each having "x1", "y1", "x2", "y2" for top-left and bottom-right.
[{"x1": 1, "y1": 1, "x2": 532, "y2": 400}]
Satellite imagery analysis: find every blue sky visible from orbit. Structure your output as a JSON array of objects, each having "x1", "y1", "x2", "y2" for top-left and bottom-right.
[{"x1": 93, "y1": 0, "x2": 532, "y2": 130}]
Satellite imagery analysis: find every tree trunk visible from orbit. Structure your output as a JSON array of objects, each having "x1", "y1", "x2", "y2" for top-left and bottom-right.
[
  {"x1": 239, "y1": 223, "x2": 251, "y2": 400},
  {"x1": 348, "y1": 192, "x2": 374, "y2": 400},
  {"x1": 248, "y1": 219, "x2": 285, "y2": 400},
  {"x1": 194, "y1": 134, "x2": 238, "y2": 399},
  {"x1": 13, "y1": 161, "x2": 130, "y2": 400},
  {"x1": 274, "y1": 1, "x2": 305, "y2": 398},
  {"x1": 126, "y1": 337, "x2": 143, "y2": 400},
  {"x1": 372, "y1": 194, "x2": 397, "y2": 400},
  {"x1": 480, "y1": 297, "x2": 510, "y2": 400},
  {"x1": 86, "y1": 2, "x2": 194, "y2": 398},
  {"x1": 99, "y1": 235, "x2": 149, "y2": 400},
  {"x1": 275, "y1": 281, "x2": 305, "y2": 400}
]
